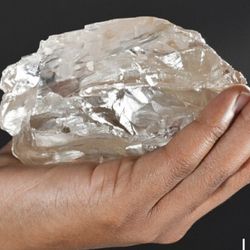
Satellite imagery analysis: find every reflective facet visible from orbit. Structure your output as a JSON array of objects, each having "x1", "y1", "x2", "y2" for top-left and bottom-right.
[{"x1": 0, "y1": 17, "x2": 247, "y2": 165}]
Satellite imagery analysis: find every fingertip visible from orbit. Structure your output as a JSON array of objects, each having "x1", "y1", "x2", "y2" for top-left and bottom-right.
[
  {"x1": 200, "y1": 84, "x2": 250, "y2": 125},
  {"x1": 234, "y1": 92, "x2": 250, "y2": 114},
  {"x1": 223, "y1": 84, "x2": 250, "y2": 95}
]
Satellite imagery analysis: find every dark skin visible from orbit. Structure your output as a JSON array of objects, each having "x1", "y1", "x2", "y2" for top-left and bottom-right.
[{"x1": 1, "y1": 84, "x2": 250, "y2": 250}]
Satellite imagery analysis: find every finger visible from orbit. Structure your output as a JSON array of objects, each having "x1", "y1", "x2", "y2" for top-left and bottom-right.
[
  {"x1": 153, "y1": 94, "x2": 250, "y2": 220},
  {"x1": 155, "y1": 159, "x2": 250, "y2": 243},
  {"x1": 131, "y1": 85, "x2": 250, "y2": 204},
  {"x1": 187, "y1": 158, "x2": 250, "y2": 225}
]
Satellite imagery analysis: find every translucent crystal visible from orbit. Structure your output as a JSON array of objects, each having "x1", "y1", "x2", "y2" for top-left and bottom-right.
[{"x1": 0, "y1": 17, "x2": 247, "y2": 165}]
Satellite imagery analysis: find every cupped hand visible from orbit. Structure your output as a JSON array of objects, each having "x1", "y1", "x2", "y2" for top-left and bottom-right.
[{"x1": 1, "y1": 85, "x2": 250, "y2": 250}]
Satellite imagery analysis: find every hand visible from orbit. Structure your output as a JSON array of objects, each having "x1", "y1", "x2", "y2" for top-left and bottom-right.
[{"x1": 1, "y1": 84, "x2": 250, "y2": 250}]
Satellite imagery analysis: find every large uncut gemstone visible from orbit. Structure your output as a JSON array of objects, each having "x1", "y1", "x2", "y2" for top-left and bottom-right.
[{"x1": 0, "y1": 17, "x2": 247, "y2": 165}]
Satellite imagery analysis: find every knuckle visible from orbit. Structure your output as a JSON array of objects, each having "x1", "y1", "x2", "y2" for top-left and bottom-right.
[
  {"x1": 157, "y1": 173, "x2": 173, "y2": 191},
  {"x1": 157, "y1": 149, "x2": 193, "y2": 187},
  {"x1": 205, "y1": 167, "x2": 229, "y2": 190},
  {"x1": 175, "y1": 156, "x2": 193, "y2": 171},
  {"x1": 169, "y1": 154, "x2": 194, "y2": 180},
  {"x1": 169, "y1": 157, "x2": 193, "y2": 180},
  {"x1": 194, "y1": 117, "x2": 226, "y2": 141}
]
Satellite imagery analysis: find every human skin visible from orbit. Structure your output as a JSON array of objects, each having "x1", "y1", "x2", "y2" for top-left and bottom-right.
[{"x1": 0, "y1": 85, "x2": 250, "y2": 250}]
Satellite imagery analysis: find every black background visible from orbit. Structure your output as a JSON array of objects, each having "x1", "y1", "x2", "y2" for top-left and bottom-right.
[{"x1": 0, "y1": 1, "x2": 250, "y2": 250}]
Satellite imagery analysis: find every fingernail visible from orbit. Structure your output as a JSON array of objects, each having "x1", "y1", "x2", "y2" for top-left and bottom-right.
[{"x1": 234, "y1": 92, "x2": 250, "y2": 114}]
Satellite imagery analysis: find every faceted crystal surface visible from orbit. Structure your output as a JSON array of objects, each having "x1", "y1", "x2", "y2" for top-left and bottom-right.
[{"x1": 0, "y1": 17, "x2": 247, "y2": 165}]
